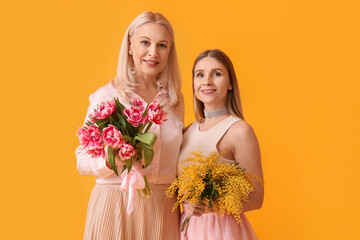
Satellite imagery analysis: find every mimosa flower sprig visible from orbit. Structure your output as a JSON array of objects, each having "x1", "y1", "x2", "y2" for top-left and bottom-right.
[{"x1": 167, "y1": 151, "x2": 262, "y2": 236}]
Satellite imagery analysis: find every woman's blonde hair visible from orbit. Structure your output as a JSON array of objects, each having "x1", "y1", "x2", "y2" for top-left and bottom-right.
[
  {"x1": 114, "y1": 11, "x2": 182, "y2": 108},
  {"x1": 192, "y1": 49, "x2": 244, "y2": 121}
]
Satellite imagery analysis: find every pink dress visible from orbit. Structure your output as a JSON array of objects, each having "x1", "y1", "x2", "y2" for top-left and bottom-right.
[{"x1": 177, "y1": 115, "x2": 258, "y2": 240}]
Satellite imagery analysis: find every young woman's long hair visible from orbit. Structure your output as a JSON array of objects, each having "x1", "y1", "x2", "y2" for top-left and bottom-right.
[
  {"x1": 192, "y1": 49, "x2": 244, "y2": 121},
  {"x1": 114, "y1": 11, "x2": 182, "y2": 109}
]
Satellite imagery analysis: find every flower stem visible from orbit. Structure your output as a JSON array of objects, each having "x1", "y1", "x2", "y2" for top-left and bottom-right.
[
  {"x1": 180, "y1": 214, "x2": 191, "y2": 237},
  {"x1": 137, "y1": 189, "x2": 141, "y2": 198},
  {"x1": 143, "y1": 176, "x2": 151, "y2": 197},
  {"x1": 143, "y1": 122, "x2": 153, "y2": 133}
]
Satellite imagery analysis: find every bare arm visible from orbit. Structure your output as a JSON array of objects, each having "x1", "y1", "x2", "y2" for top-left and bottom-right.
[{"x1": 222, "y1": 121, "x2": 264, "y2": 212}]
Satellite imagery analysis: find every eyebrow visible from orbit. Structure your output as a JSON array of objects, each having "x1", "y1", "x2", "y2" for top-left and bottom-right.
[
  {"x1": 140, "y1": 36, "x2": 169, "y2": 44},
  {"x1": 195, "y1": 68, "x2": 224, "y2": 73}
]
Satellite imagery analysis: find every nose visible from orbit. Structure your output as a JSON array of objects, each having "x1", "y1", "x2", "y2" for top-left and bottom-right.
[
  {"x1": 147, "y1": 44, "x2": 158, "y2": 57},
  {"x1": 202, "y1": 74, "x2": 212, "y2": 85}
]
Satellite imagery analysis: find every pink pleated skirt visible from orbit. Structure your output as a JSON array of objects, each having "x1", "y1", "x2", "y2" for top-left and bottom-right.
[
  {"x1": 84, "y1": 184, "x2": 180, "y2": 240},
  {"x1": 180, "y1": 212, "x2": 257, "y2": 240}
]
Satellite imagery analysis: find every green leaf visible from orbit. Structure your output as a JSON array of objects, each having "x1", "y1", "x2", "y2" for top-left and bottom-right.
[
  {"x1": 114, "y1": 97, "x2": 125, "y2": 111},
  {"x1": 143, "y1": 147, "x2": 154, "y2": 168},
  {"x1": 142, "y1": 104, "x2": 149, "y2": 118},
  {"x1": 134, "y1": 125, "x2": 141, "y2": 133},
  {"x1": 141, "y1": 143, "x2": 152, "y2": 150},
  {"x1": 94, "y1": 118, "x2": 107, "y2": 125},
  {"x1": 211, "y1": 181, "x2": 216, "y2": 198},
  {"x1": 119, "y1": 117, "x2": 126, "y2": 127},
  {"x1": 137, "y1": 150, "x2": 143, "y2": 160},
  {"x1": 120, "y1": 165, "x2": 127, "y2": 174},
  {"x1": 125, "y1": 121, "x2": 134, "y2": 136},
  {"x1": 111, "y1": 121, "x2": 121, "y2": 130},
  {"x1": 110, "y1": 119, "x2": 116, "y2": 126},
  {"x1": 135, "y1": 142, "x2": 142, "y2": 149},
  {"x1": 125, "y1": 156, "x2": 133, "y2": 172},
  {"x1": 107, "y1": 146, "x2": 119, "y2": 176},
  {"x1": 97, "y1": 120, "x2": 109, "y2": 131},
  {"x1": 134, "y1": 132, "x2": 157, "y2": 147},
  {"x1": 121, "y1": 134, "x2": 132, "y2": 142},
  {"x1": 120, "y1": 126, "x2": 129, "y2": 136}
]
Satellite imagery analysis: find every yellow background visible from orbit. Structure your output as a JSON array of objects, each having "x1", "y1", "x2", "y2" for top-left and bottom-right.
[{"x1": 1, "y1": 0, "x2": 359, "y2": 239}]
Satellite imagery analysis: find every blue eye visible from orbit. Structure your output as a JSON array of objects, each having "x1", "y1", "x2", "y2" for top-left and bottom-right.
[
  {"x1": 159, "y1": 43, "x2": 167, "y2": 48},
  {"x1": 196, "y1": 73, "x2": 204, "y2": 78},
  {"x1": 213, "y1": 72, "x2": 221, "y2": 77}
]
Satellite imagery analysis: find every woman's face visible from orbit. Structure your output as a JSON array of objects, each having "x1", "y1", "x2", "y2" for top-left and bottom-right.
[
  {"x1": 193, "y1": 57, "x2": 232, "y2": 111},
  {"x1": 129, "y1": 22, "x2": 171, "y2": 79}
]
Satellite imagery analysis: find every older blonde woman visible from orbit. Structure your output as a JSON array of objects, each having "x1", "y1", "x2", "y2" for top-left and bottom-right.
[{"x1": 76, "y1": 12, "x2": 184, "y2": 240}]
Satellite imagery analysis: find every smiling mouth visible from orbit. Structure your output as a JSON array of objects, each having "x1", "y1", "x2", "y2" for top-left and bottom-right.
[
  {"x1": 144, "y1": 60, "x2": 159, "y2": 66},
  {"x1": 201, "y1": 89, "x2": 216, "y2": 94}
]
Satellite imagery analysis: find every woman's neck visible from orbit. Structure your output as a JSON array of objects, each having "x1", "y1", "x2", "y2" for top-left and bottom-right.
[
  {"x1": 199, "y1": 105, "x2": 230, "y2": 131},
  {"x1": 133, "y1": 75, "x2": 158, "y2": 103},
  {"x1": 135, "y1": 74, "x2": 157, "y2": 88}
]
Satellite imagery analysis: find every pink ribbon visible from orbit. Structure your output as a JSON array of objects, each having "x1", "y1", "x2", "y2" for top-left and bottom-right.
[{"x1": 120, "y1": 168, "x2": 145, "y2": 215}]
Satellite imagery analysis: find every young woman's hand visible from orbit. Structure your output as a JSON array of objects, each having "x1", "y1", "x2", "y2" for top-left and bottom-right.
[{"x1": 182, "y1": 200, "x2": 207, "y2": 217}]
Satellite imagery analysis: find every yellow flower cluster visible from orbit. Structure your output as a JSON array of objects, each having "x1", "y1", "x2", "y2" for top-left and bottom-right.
[{"x1": 166, "y1": 151, "x2": 257, "y2": 223}]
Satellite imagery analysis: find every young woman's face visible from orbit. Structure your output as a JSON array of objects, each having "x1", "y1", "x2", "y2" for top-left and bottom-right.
[
  {"x1": 129, "y1": 22, "x2": 171, "y2": 79},
  {"x1": 193, "y1": 57, "x2": 232, "y2": 111}
]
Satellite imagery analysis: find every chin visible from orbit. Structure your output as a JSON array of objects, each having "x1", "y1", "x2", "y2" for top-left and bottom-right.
[
  {"x1": 141, "y1": 68, "x2": 163, "y2": 77},
  {"x1": 197, "y1": 96, "x2": 217, "y2": 103}
]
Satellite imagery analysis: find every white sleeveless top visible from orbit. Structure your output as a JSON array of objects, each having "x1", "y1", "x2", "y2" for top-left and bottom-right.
[{"x1": 177, "y1": 115, "x2": 241, "y2": 176}]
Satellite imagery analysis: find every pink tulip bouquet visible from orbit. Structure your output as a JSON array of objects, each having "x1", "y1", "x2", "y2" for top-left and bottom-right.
[{"x1": 76, "y1": 97, "x2": 167, "y2": 214}]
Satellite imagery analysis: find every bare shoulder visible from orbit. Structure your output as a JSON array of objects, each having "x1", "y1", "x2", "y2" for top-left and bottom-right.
[
  {"x1": 184, "y1": 122, "x2": 194, "y2": 133},
  {"x1": 226, "y1": 120, "x2": 262, "y2": 173},
  {"x1": 227, "y1": 120, "x2": 257, "y2": 142}
]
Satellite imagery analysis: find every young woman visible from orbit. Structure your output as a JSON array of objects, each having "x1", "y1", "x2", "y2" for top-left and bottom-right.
[
  {"x1": 76, "y1": 12, "x2": 184, "y2": 239},
  {"x1": 177, "y1": 49, "x2": 264, "y2": 240}
]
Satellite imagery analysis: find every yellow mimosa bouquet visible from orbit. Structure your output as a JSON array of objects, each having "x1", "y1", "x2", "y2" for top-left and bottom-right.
[{"x1": 167, "y1": 151, "x2": 260, "y2": 235}]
